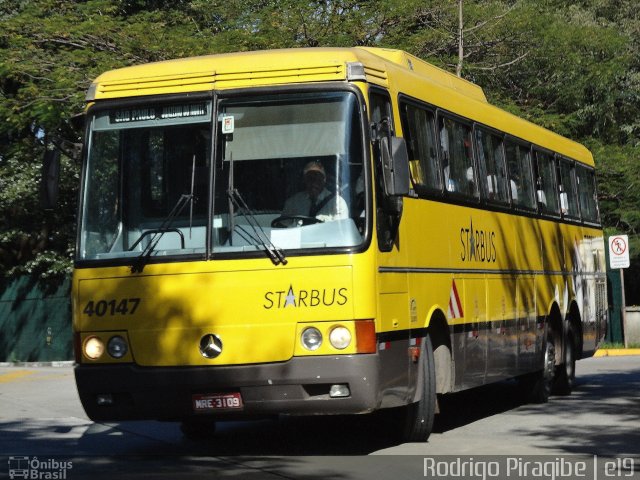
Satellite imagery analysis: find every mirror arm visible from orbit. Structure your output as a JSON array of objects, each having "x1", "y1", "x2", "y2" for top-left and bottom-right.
[{"x1": 49, "y1": 137, "x2": 82, "y2": 163}]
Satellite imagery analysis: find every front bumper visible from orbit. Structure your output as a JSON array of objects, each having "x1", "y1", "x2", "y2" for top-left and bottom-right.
[{"x1": 75, "y1": 354, "x2": 380, "y2": 421}]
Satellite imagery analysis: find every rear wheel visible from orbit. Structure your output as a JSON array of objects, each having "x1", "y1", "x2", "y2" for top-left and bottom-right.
[
  {"x1": 554, "y1": 323, "x2": 576, "y2": 395},
  {"x1": 520, "y1": 329, "x2": 556, "y2": 404},
  {"x1": 400, "y1": 334, "x2": 436, "y2": 442}
]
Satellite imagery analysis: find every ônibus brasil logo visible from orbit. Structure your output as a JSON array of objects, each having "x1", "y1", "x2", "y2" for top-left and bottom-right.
[{"x1": 8, "y1": 456, "x2": 73, "y2": 479}]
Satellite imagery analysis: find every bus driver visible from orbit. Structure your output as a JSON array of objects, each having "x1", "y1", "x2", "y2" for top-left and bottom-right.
[{"x1": 282, "y1": 160, "x2": 349, "y2": 222}]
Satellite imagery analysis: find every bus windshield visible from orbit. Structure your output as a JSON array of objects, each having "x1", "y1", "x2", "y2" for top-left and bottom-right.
[
  {"x1": 213, "y1": 91, "x2": 366, "y2": 254},
  {"x1": 79, "y1": 91, "x2": 367, "y2": 262}
]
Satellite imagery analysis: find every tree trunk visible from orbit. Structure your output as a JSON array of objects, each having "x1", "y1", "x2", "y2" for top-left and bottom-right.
[{"x1": 457, "y1": 0, "x2": 464, "y2": 78}]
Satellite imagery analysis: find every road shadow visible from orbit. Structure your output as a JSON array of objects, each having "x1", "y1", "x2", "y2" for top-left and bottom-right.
[
  {"x1": 3, "y1": 358, "x2": 639, "y2": 479},
  {"x1": 433, "y1": 380, "x2": 526, "y2": 433},
  {"x1": 516, "y1": 363, "x2": 640, "y2": 456}
]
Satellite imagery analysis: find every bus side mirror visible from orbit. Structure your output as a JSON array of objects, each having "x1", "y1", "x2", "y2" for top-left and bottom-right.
[
  {"x1": 381, "y1": 136, "x2": 410, "y2": 197},
  {"x1": 40, "y1": 149, "x2": 60, "y2": 210}
]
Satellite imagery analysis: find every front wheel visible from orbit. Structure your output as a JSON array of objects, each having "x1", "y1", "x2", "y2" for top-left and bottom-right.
[{"x1": 401, "y1": 334, "x2": 437, "y2": 442}]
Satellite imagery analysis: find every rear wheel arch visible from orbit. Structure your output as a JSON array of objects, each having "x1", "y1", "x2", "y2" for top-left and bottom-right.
[
  {"x1": 548, "y1": 302, "x2": 564, "y2": 363},
  {"x1": 567, "y1": 301, "x2": 583, "y2": 358}
]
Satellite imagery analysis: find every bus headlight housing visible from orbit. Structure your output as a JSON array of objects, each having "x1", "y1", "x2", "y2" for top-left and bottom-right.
[
  {"x1": 329, "y1": 326, "x2": 352, "y2": 350},
  {"x1": 301, "y1": 327, "x2": 322, "y2": 351},
  {"x1": 83, "y1": 336, "x2": 105, "y2": 360},
  {"x1": 107, "y1": 335, "x2": 128, "y2": 359}
]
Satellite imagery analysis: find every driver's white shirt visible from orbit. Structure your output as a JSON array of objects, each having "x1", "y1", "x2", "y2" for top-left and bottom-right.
[{"x1": 282, "y1": 188, "x2": 349, "y2": 222}]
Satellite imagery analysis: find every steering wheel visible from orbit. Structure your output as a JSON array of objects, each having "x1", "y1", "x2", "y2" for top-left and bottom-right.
[{"x1": 271, "y1": 215, "x2": 323, "y2": 228}]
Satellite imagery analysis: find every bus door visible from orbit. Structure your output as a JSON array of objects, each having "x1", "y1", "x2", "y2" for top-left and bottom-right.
[{"x1": 370, "y1": 88, "x2": 412, "y2": 407}]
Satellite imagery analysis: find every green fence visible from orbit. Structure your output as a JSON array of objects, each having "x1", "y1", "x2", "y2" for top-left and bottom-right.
[{"x1": 0, "y1": 275, "x2": 72, "y2": 362}]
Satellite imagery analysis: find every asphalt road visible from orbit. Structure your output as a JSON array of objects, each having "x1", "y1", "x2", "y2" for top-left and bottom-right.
[{"x1": 1, "y1": 355, "x2": 639, "y2": 479}]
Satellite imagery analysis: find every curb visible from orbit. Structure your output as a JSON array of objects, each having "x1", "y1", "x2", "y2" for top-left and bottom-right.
[
  {"x1": 594, "y1": 349, "x2": 640, "y2": 357},
  {"x1": 0, "y1": 361, "x2": 74, "y2": 368}
]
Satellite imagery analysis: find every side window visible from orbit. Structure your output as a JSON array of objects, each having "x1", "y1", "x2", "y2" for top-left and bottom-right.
[
  {"x1": 558, "y1": 158, "x2": 579, "y2": 218},
  {"x1": 505, "y1": 140, "x2": 535, "y2": 209},
  {"x1": 400, "y1": 102, "x2": 440, "y2": 193},
  {"x1": 534, "y1": 150, "x2": 560, "y2": 215},
  {"x1": 576, "y1": 165, "x2": 599, "y2": 223},
  {"x1": 438, "y1": 116, "x2": 477, "y2": 199},
  {"x1": 370, "y1": 92, "x2": 392, "y2": 127},
  {"x1": 475, "y1": 128, "x2": 509, "y2": 204}
]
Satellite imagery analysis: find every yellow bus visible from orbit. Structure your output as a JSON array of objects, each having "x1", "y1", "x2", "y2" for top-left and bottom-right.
[{"x1": 72, "y1": 47, "x2": 607, "y2": 441}]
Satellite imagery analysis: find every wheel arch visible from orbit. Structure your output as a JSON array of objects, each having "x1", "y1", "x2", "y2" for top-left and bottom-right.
[
  {"x1": 547, "y1": 301, "x2": 563, "y2": 366},
  {"x1": 425, "y1": 307, "x2": 453, "y2": 394},
  {"x1": 566, "y1": 300, "x2": 583, "y2": 358}
]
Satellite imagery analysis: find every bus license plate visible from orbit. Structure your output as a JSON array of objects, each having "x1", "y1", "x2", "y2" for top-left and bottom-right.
[{"x1": 193, "y1": 393, "x2": 243, "y2": 413}]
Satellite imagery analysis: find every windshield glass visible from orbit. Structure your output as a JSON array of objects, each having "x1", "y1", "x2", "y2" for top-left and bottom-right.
[
  {"x1": 213, "y1": 91, "x2": 366, "y2": 254},
  {"x1": 79, "y1": 101, "x2": 211, "y2": 260},
  {"x1": 78, "y1": 91, "x2": 367, "y2": 263}
]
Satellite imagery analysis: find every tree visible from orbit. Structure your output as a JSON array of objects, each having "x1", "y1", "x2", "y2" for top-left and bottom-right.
[{"x1": 0, "y1": 0, "x2": 638, "y2": 291}]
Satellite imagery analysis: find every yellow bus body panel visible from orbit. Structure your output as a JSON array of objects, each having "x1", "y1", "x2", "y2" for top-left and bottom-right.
[{"x1": 74, "y1": 254, "x2": 379, "y2": 367}]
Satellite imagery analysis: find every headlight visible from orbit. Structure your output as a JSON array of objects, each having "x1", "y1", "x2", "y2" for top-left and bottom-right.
[
  {"x1": 107, "y1": 335, "x2": 128, "y2": 359},
  {"x1": 301, "y1": 327, "x2": 322, "y2": 351},
  {"x1": 329, "y1": 326, "x2": 352, "y2": 350},
  {"x1": 83, "y1": 336, "x2": 105, "y2": 360}
]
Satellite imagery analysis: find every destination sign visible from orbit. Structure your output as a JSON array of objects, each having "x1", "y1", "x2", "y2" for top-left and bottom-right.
[{"x1": 110, "y1": 103, "x2": 208, "y2": 124}]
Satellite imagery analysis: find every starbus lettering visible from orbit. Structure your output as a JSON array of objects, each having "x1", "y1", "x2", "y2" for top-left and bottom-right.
[
  {"x1": 460, "y1": 218, "x2": 497, "y2": 263},
  {"x1": 263, "y1": 285, "x2": 348, "y2": 309}
]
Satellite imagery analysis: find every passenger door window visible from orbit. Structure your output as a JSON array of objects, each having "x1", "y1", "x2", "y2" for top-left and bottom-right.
[{"x1": 370, "y1": 90, "x2": 397, "y2": 251}]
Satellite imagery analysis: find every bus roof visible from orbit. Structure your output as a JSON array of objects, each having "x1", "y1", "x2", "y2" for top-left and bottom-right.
[
  {"x1": 88, "y1": 47, "x2": 593, "y2": 166},
  {"x1": 89, "y1": 47, "x2": 486, "y2": 101}
]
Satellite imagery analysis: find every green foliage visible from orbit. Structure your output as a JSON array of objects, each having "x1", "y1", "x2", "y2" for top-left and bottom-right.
[
  {"x1": 1, "y1": 0, "x2": 639, "y2": 282},
  {"x1": 588, "y1": 140, "x2": 640, "y2": 239}
]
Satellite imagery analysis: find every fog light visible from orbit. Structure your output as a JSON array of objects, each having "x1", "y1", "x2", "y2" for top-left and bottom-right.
[
  {"x1": 329, "y1": 384, "x2": 350, "y2": 398},
  {"x1": 301, "y1": 327, "x2": 322, "y2": 351},
  {"x1": 96, "y1": 394, "x2": 114, "y2": 406},
  {"x1": 329, "y1": 326, "x2": 352, "y2": 350},
  {"x1": 107, "y1": 335, "x2": 128, "y2": 359},
  {"x1": 83, "y1": 336, "x2": 105, "y2": 360}
]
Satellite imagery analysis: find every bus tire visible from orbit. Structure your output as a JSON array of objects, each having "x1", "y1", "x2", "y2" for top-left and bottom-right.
[
  {"x1": 520, "y1": 329, "x2": 556, "y2": 404},
  {"x1": 554, "y1": 323, "x2": 576, "y2": 395},
  {"x1": 401, "y1": 334, "x2": 436, "y2": 442},
  {"x1": 180, "y1": 419, "x2": 216, "y2": 439}
]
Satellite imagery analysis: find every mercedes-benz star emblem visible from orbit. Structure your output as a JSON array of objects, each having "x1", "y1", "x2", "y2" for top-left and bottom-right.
[{"x1": 199, "y1": 334, "x2": 223, "y2": 359}]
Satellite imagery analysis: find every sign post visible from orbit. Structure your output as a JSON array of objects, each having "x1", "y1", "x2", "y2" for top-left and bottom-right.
[{"x1": 609, "y1": 235, "x2": 630, "y2": 347}]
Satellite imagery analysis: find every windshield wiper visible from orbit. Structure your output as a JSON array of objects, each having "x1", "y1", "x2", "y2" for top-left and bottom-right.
[
  {"x1": 130, "y1": 155, "x2": 197, "y2": 273},
  {"x1": 130, "y1": 193, "x2": 193, "y2": 273},
  {"x1": 227, "y1": 188, "x2": 287, "y2": 266}
]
